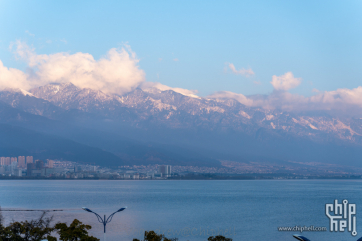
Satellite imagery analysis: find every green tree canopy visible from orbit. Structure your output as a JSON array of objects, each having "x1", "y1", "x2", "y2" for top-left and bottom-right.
[
  {"x1": 0, "y1": 212, "x2": 54, "y2": 241},
  {"x1": 53, "y1": 219, "x2": 99, "y2": 241},
  {"x1": 0, "y1": 212, "x2": 99, "y2": 241},
  {"x1": 207, "y1": 235, "x2": 233, "y2": 241},
  {"x1": 133, "y1": 230, "x2": 178, "y2": 241}
]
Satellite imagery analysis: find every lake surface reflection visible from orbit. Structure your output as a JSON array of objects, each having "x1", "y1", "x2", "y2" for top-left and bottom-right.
[{"x1": 0, "y1": 180, "x2": 361, "y2": 241}]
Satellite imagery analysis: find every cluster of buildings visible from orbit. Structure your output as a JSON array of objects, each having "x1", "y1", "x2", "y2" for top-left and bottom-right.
[
  {"x1": 92, "y1": 165, "x2": 172, "y2": 180},
  {"x1": 0, "y1": 156, "x2": 173, "y2": 179},
  {"x1": 0, "y1": 156, "x2": 57, "y2": 177},
  {"x1": 0, "y1": 156, "x2": 96, "y2": 178},
  {"x1": 1, "y1": 156, "x2": 32, "y2": 176}
]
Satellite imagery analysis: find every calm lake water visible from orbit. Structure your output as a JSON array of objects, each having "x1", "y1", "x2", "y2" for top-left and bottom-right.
[{"x1": 0, "y1": 180, "x2": 361, "y2": 241}]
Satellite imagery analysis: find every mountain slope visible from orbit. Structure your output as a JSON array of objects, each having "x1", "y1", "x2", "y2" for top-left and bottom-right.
[
  {"x1": 0, "y1": 100, "x2": 222, "y2": 167},
  {"x1": 0, "y1": 123, "x2": 127, "y2": 166},
  {"x1": 0, "y1": 82, "x2": 360, "y2": 168},
  {"x1": 28, "y1": 83, "x2": 362, "y2": 144}
]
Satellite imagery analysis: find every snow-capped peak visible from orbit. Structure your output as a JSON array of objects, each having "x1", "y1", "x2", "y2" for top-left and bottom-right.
[
  {"x1": 19, "y1": 88, "x2": 35, "y2": 97},
  {"x1": 2, "y1": 87, "x2": 35, "y2": 97},
  {"x1": 141, "y1": 82, "x2": 201, "y2": 99}
]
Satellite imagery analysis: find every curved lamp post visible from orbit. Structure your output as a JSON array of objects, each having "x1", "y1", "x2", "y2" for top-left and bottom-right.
[{"x1": 82, "y1": 206, "x2": 127, "y2": 241}]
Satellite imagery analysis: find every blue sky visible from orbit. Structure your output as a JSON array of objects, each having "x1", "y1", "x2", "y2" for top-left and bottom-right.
[{"x1": 0, "y1": 0, "x2": 361, "y2": 97}]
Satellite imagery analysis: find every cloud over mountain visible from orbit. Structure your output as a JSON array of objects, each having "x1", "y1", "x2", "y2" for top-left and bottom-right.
[
  {"x1": 0, "y1": 60, "x2": 30, "y2": 90},
  {"x1": 141, "y1": 82, "x2": 199, "y2": 98},
  {"x1": 208, "y1": 72, "x2": 362, "y2": 116},
  {"x1": 2, "y1": 42, "x2": 362, "y2": 116},
  {"x1": 8, "y1": 41, "x2": 145, "y2": 95},
  {"x1": 270, "y1": 72, "x2": 301, "y2": 91},
  {"x1": 206, "y1": 91, "x2": 253, "y2": 106}
]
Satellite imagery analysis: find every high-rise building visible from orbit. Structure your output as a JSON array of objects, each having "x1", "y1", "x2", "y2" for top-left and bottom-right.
[
  {"x1": 0, "y1": 157, "x2": 5, "y2": 166},
  {"x1": 11, "y1": 161, "x2": 18, "y2": 168},
  {"x1": 26, "y1": 156, "x2": 33, "y2": 164},
  {"x1": 5, "y1": 157, "x2": 10, "y2": 165},
  {"x1": 13, "y1": 169, "x2": 22, "y2": 177},
  {"x1": 159, "y1": 165, "x2": 172, "y2": 177},
  {"x1": 27, "y1": 163, "x2": 35, "y2": 176},
  {"x1": 11, "y1": 157, "x2": 17, "y2": 163},
  {"x1": 47, "y1": 159, "x2": 54, "y2": 168},
  {"x1": 35, "y1": 160, "x2": 44, "y2": 169},
  {"x1": 18, "y1": 156, "x2": 26, "y2": 168}
]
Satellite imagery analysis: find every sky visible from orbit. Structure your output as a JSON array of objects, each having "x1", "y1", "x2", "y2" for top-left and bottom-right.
[{"x1": 0, "y1": 0, "x2": 362, "y2": 114}]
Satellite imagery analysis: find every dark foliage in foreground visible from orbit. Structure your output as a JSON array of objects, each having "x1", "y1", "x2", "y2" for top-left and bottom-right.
[
  {"x1": 51, "y1": 219, "x2": 99, "y2": 241},
  {"x1": 208, "y1": 235, "x2": 233, "y2": 241},
  {"x1": 0, "y1": 212, "x2": 99, "y2": 241},
  {"x1": 132, "y1": 230, "x2": 233, "y2": 241},
  {"x1": 0, "y1": 212, "x2": 54, "y2": 241},
  {"x1": 132, "y1": 230, "x2": 178, "y2": 241},
  {"x1": 0, "y1": 212, "x2": 233, "y2": 241}
]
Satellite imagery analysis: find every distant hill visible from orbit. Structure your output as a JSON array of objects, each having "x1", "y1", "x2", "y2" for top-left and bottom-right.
[{"x1": 0, "y1": 123, "x2": 126, "y2": 166}]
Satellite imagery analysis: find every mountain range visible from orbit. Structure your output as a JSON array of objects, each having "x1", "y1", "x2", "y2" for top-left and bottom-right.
[{"x1": 0, "y1": 82, "x2": 361, "y2": 169}]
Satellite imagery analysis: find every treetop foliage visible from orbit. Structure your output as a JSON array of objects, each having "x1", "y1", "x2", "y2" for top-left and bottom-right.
[{"x1": 0, "y1": 212, "x2": 99, "y2": 241}]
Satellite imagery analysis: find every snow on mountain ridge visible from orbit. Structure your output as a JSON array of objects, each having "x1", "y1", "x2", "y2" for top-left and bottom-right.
[
  {"x1": 22, "y1": 83, "x2": 362, "y2": 144},
  {"x1": 2, "y1": 87, "x2": 36, "y2": 97}
]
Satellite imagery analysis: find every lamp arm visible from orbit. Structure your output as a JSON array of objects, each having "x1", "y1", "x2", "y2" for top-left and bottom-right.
[
  {"x1": 106, "y1": 211, "x2": 118, "y2": 223},
  {"x1": 92, "y1": 212, "x2": 104, "y2": 223}
]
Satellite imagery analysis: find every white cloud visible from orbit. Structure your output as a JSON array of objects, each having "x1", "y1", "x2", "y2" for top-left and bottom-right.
[
  {"x1": 3, "y1": 42, "x2": 362, "y2": 116},
  {"x1": 173, "y1": 58, "x2": 179, "y2": 62},
  {"x1": 9, "y1": 41, "x2": 145, "y2": 95},
  {"x1": 141, "y1": 82, "x2": 200, "y2": 98},
  {"x1": 0, "y1": 60, "x2": 30, "y2": 90},
  {"x1": 206, "y1": 91, "x2": 253, "y2": 106},
  {"x1": 25, "y1": 30, "x2": 35, "y2": 37},
  {"x1": 207, "y1": 72, "x2": 362, "y2": 116},
  {"x1": 227, "y1": 63, "x2": 254, "y2": 77},
  {"x1": 270, "y1": 72, "x2": 301, "y2": 91},
  {"x1": 310, "y1": 87, "x2": 362, "y2": 108},
  {"x1": 1, "y1": 41, "x2": 203, "y2": 99},
  {"x1": 60, "y1": 39, "x2": 67, "y2": 44}
]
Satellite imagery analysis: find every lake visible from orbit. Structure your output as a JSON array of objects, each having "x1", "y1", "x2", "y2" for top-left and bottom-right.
[{"x1": 0, "y1": 180, "x2": 361, "y2": 241}]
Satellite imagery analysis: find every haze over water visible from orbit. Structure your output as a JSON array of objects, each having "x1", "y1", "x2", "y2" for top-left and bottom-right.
[{"x1": 0, "y1": 180, "x2": 361, "y2": 241}]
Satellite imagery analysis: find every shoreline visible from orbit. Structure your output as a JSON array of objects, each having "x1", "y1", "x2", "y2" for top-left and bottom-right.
[{"x1": 0, "y1": 175, "x2": 362, "y2": 181}]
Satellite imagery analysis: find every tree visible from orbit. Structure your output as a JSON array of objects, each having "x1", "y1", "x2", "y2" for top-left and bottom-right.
[
  {"x1": 0, "y1": 215, "x2": 99, "y2": 241},
  {"x1": 133, "y1": 230, "x2": 178, "y2": 241},
  {"x1": 0, "y1": 212, "x2": 55, "y2": 241},
  {"x1": 0, "y1": 206, "x2": 4, "y2": 227},
  {"x1": 53, "y1": 219, "x2": 99, "y2": 241},
  {"x1": 207, "y1": 235, "x2": 233, "y2": 241}
]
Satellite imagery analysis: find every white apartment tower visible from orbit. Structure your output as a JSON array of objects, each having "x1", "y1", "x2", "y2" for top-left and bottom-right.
[
  {"x1": 5, "y1": 157, "x2": 10, "y2": 165},
  {"x1": 26, "y1": 156, "x2": 33, "y2": 164},
  {"x1": 11, "y1": 157, "x2": 17, "y2": 163},
  {"x1": 0, "y1": 157, "x2": 5, "y2": 166},
  {"x1": 18, "y1": 156, "x2": 26, "y2": 168},
  {"x1": 47, "y1": 159, "x2": 54, "y2": 168}
]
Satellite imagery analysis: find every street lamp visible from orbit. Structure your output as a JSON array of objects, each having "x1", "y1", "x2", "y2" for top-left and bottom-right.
[{"x1": 82, "y1": 206, "x2": 127, "y2": 241}]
